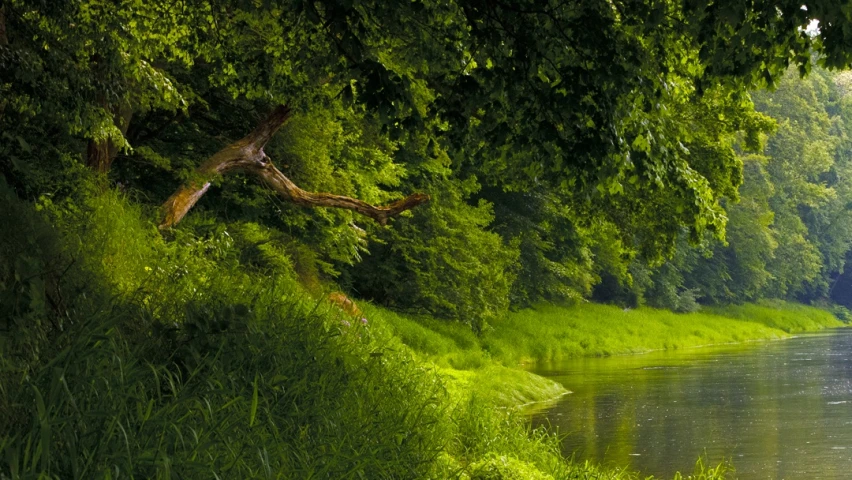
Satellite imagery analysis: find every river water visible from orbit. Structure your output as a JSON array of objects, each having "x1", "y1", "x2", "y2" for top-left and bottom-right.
[{"x1": 531, "y1": 329, "x2": 852, "y2": 479}]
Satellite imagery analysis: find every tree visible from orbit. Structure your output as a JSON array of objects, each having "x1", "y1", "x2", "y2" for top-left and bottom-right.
[
  {"x1": 6, "y1": 0, "x2": 852, "y2": 323},
  {"x1": 753, "y1": 67, "x2": 846, "y2": 299},
  {"x1": 652, "y1": 65, "x2": 852, "y2": 306},
  {"x1": 1, "y1": 0, "x2": 435, "y2": 226},
  {"x1": 5, "y1": 0, "x2": 852, "y2": 237},
  {"x1": 156, "y1": 105, "x2": 430, "y2": 229}
]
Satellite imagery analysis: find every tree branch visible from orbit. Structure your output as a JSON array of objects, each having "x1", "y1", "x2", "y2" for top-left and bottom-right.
[
  {"x1": 241, "y1": 104, "x2": 291, "y2": 147},
  {"x1": 158, "y1": 104, "x2": 430, "y2": 230},
  {"x1": 247, "y1": 160, "x2": 431, "y2": 226}
]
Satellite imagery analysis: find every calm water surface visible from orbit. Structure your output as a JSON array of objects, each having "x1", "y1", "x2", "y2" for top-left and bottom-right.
[{"x1": 531, "y1": 329, "x2": 852, "y2": 479}]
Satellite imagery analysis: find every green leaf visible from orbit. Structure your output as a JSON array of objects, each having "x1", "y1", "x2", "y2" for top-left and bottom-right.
[
  {"x1": 249, "y1": 374, "x2": 259, "y2": 427},
  {"x1": 16, "y1": 136, "x2": 32, "y2": 153},
  {"x1": 32, "y1": 385, "x2": 50, "y2": 473},
  {"x1": 632, "y1": 134, "x2": 652, "y2": 153}
]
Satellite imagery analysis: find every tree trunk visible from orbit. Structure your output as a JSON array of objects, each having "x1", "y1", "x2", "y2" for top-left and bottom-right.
[
  {"x1": 0, "y1": 3, "x2": 7, "y2": 118},
  {"x1": 0, "y1": 3, "x2": 8, "y2": 47},
  {"x1": 158, "y1": 104, "x2": 430, "y2": 229},
  {"x1": 86, "y1": 103, "x2": 133, "y2": 174}
]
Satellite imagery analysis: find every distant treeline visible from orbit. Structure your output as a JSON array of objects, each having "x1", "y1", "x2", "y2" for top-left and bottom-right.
[{"x1": 592, "y1": 67, "x2": 852, "y2": 315}]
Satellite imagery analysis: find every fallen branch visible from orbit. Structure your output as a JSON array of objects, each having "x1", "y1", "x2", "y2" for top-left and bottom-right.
[{"x1": 158, "y1": 104, "x2": 430, "y2": 229}]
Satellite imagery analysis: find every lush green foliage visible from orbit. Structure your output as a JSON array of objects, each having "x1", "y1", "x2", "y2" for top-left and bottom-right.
[
  {"x1": 349, "y1": 185, "x2": 518, "y2": 331},
  {"x1": 610, "y1": 65, "x2": 852, "y2": 311},
  {"x1": 0, "y1": 181, "x2": 748, "y2": 479},
  {"x1": 5, "y1": 1, "x2": 852, "y2": 478},
  {"x1": 5, "y1": 0, "x2": 852, "y2": 324}
]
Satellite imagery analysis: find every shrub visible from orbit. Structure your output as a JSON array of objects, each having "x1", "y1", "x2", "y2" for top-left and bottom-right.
[{"x1": 348, "y1": 186, "x2": 518, "y2": 332}]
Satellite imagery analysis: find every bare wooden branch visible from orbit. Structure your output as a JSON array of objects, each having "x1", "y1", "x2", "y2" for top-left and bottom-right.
[
  {"x1": 242, "y1": 104, "x2": 291, "y2": 147},
  {"x1": 158, "y1": 104, "x2": 430, "y2": 229},
  {"x1": 246, "y1": 160, "x2": 431, "y2": 226}
]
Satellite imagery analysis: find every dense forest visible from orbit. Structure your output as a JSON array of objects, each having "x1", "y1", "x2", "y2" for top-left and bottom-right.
[
  {"x1": 597, "y1": 66, "x2": 852, "y2": 315},
  {"x1": 4, "y1": 1, "x2": 852, "y2": 478}
]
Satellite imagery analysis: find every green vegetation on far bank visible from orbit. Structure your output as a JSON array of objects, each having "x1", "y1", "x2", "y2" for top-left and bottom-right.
[{"x1": 372, "y1": 300, "x2": 843, "y2": 369}]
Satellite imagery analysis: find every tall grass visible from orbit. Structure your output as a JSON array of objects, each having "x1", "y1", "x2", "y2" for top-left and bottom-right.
[
  {"x1": 705, "y1": 300, "x2": 841, "y2": 333},
  {"x1": 1, "y1": 194, "x2": 453, "y2": 478},
  {"x1": 3, "y1": 184, "x2": 683, "y2": 479},
  {"x1": 361, "y1": 305, "x2": 488, "y2": 370}
]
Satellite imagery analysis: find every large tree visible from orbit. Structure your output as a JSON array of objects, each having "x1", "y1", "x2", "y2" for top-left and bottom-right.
[{"x1": 3, "y1": 0, "x2": 852, "y2": 248}]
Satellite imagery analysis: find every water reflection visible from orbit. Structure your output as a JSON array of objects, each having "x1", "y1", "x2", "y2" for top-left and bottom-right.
[{"x1": 532, "y1": 329, "x2": 852, "y2": 479}]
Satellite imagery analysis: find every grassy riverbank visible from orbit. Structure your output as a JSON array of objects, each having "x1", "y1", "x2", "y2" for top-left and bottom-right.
[
  {"x1": 369, "y1": 300, "x2": 843, "y2": 370},
  {"x1": 1, "y1": 189, "x2": 730, "y2": 479},
  {"x1": 3, "y1": 188, "x2": 835, "y2": 479}
]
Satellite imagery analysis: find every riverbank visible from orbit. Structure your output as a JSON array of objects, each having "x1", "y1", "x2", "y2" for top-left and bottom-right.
[
  {"x1": 368, "y1": 300, "x2": 843, "y2": 370},
  {"x1": 364, "y1": 300, "x2": 843, "y2": 411},
  {"x1": 344, "y1": 299, "x2": 843, "y2": 478},
  {"x1": 532, "y1": 329, "x2": 852, "y2": 479},
  {"x1": 1, "y1": 189, "x2": 834, "y2": 479}
]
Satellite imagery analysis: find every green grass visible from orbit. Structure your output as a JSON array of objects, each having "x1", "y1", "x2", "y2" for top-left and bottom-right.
[
  {"x1": 705, "y1": 300, "x2": 843, "y2": 333},
  {"x1": 487, "y1": 301, "x2": 842, "y2": 364},
  {"x1": 359, "y1": 304, "x2": 571, "y2": 412},
  {"x1": 2, "y1": 184, "x2": 682, "y2": 480},
  {"x1": 373, "y1": 300, "x2": 842, "y2": 369},
  {"x1": 6, "y1": 182, "x2": 825, "y2": 479},
  {"x1": 436, "y1": 366, "x2": 568, "y2": 409},
  {"x1": 360, "y1": 304, "x2": 488, "y2": 370}
]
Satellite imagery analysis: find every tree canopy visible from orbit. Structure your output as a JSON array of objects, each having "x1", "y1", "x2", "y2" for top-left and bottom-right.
[{"x1": 4, "y1": 0, "x2": 852, "y2": 325}]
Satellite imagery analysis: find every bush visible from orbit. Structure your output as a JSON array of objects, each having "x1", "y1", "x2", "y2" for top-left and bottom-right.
[
  {"x1": 348, "y1": 185, "x2": 518, "y2": 332},
  {"x1": 830, "y1": 304, "x2": 852, "y2": 323}
]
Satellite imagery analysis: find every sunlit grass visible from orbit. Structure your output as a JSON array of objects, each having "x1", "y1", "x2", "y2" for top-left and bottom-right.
[
  {"x1": 706, "y1": 299, "x2": 841, "y2": 333},
  {"x1": 486, "y1": 301, "x2": 841, "y2": 365},
  {"x1": 371, "y1": 300, "x2": 842, "y2": 368}
]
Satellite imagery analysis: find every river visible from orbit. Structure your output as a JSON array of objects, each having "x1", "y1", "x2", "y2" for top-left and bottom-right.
[{"x1": 531, "y1": 328, "x2": 852, "y2": 479}]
